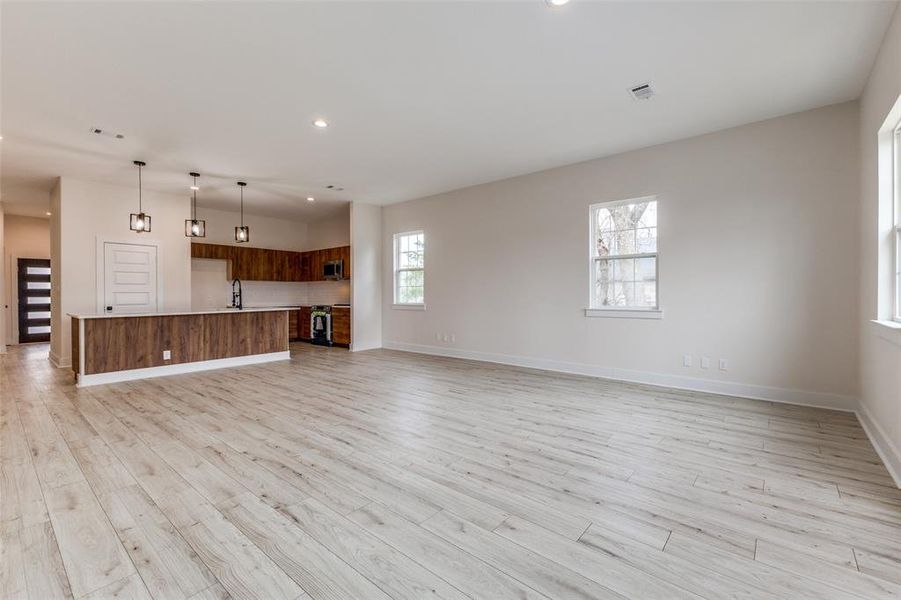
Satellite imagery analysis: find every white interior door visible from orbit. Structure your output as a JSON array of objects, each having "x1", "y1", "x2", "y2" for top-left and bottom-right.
[{"x1": 103, "y1": 242, "x2": 158, "y2": 314}]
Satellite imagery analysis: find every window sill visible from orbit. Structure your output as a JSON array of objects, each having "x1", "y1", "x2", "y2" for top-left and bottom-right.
[
  {"x1": 585, "y1": 308, "x2": 663, "y2": 320},
  {"x1": 392, "y1": 303, "x2": 426, "y2": 311},
  {"x1": 871, "y1": 319, "x2": 901, "y2": 347}
]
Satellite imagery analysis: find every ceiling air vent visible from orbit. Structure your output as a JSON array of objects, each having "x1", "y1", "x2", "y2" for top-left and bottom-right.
[{"x1": 629, "y1": 83, "x2": 655, "y2": 101}]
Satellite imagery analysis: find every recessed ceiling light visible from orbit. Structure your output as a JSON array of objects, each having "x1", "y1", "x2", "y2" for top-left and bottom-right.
[
  {"x1": 306, "y1": 197, "x2": 315, "y2": 202},
  {"x1": 546, "y1": 0, "x2": 570, "y2": 6},
  {"x1": 312, "y1": 118, "x2": 329, "y2": 128}
]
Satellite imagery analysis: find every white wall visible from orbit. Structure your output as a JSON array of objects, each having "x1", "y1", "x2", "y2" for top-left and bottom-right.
[
  {"x1": 191, "y1": 205, "x2": 349, "y2": 251},
  {"x1": 351, "y1": 202, "x2": 382, "y2": 351},
  {"x1": 0, "y1": 206, "x2": 5, "y2": 353},
  {"x1": 381, "y1": 102, "x2": 860, "y2": 409},
  {"x1": 194, "y1": 206, "x2": 310, "y2": 251},
  {"x1": 307, "y1": 207, "x2": 351, "y2": 250},
  {"x1": 51, "y1": 177, "x2": 192, "y2": 367},
  {"x1": 3, "y1": 215, "x2": 51, "y2": 345},
  {"x1": 49, "y1": 180, "x2": 62, "y2": 364},
  {"x1": 858, "y1": 4, "x2": 901, "y2": 485}
]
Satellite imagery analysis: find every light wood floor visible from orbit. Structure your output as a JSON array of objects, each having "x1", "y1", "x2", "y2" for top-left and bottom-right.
[{"x1": 2, "y1": 343, "x2": 901, "y2": 600}]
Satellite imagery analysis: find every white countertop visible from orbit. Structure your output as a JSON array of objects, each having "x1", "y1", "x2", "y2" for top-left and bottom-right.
[{"x1": 68, "y1": 306, "x2": 301, "y2": 320}]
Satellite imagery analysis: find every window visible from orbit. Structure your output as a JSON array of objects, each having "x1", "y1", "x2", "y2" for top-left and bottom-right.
[
  {"x1": 895, "y1": 126, "x2": 901, "y2": 321},
  {"x1": 394, "y1": 231, "x2": 425, "y2": 306},
  {"x1": 589, "y1": 196, "x2": 659, "y2": 313}
]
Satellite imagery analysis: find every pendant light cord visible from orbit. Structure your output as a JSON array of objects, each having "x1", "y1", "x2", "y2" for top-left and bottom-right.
[
  {"x1": 240, "y1": 185, "x2": 244, "y2": 227},
  {"x1": 138, "y1": 163, "x2": 143, "y2": 213},
  {"x1": 192, "y1": 175, "x2": 197, "y2": 220}
]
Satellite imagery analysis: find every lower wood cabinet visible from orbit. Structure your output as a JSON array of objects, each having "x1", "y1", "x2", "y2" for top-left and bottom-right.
[
  {"x1": 332, "y1": 306, "x2": 350, "y2": 346},
  {"x1": 299, "y1": 307, "x2": 312, "y2": 340},
  {"x1": 288, "y1": 310, "x2": 299, "y2": 340}
]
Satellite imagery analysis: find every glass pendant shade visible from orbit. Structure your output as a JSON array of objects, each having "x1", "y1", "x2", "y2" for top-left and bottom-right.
[
  {"x1": 130, "y1": 161, "x2": 151, "y2": 232},
  {"x1": 130, "y1": 212, "x2": 151, "y2": 232},
  {"x1": 185, "y1": 219, "x2": 206, "y2": 237}
]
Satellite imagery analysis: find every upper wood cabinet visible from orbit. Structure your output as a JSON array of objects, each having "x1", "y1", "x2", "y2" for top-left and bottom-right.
[
  {"x1": 190, "y1": 243, "x2": 232, "y2": 260},
  {"x1": 339, "y1": 245, "x2": 351, "y2": 279},
  {"x1": 299, "y1": 252, "x2": 311, "y2": 281},
  {"x1": 190, "y1": 243, "x2": 351, "y2": 283},
  {"x1": 306, "y1": 246, "x2": 351, "y2": 281}
]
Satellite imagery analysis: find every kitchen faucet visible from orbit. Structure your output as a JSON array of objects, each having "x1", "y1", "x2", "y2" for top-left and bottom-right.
[{"x1": 231, "y1": 278, "x2": 243, "y2": 310}]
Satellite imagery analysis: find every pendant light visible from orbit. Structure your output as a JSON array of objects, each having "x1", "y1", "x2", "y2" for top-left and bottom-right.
[
  {"x1": 129, "y1": 160, "x2": 151, "y2": 232},
  {"x1": 185, "y1": 172, "x2": 206, "y2": 237},
  {"x1": 235, "y1": 181, "x2": 249, "y2": 242}
]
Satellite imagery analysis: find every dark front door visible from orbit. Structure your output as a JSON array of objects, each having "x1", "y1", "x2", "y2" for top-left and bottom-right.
[{"x1": 17, "y1": 258, "x2": 51, "y2": 343}]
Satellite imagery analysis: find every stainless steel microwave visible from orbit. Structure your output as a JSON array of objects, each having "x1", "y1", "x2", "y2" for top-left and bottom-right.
[{"x1": 323, "y1": 259, "x2": 344, "y2": 280}]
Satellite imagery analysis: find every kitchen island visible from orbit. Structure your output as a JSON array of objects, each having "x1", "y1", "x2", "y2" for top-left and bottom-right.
[{"x1": 68, "y1": 308, "x2": 291, "y2": 387}]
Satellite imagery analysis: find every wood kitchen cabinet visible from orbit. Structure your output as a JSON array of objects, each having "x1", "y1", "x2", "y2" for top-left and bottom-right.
[
  {"x1": 308, "y1": 250, "x2": 323, "y2": 281},
  {"x1": 332, "y1": 306, "x2": 350, "y2": 346},
  {"x1": 308, "y1": 246, "x2": 351, "y2": 281},
  {"x1": 272, "y1": 250, "x2": 292, "y2": 281},
  {"x1": 299, "y1": 307, "x2": 311, "y2": 340},
  {"x1": 299, "y1": 252, "x2": 311, "y2": 281},
  {"x1": 229, "y1": 246, "x2": 255, "y2": 280},
  {"x1": 339, "y1": 245, "x2": 351, "y2": 279},
  {"x1": 288, "y1": 309, "x2": 299, "y2": 340},
  {"x1": 190, "y1": 243, "x2": 351, "y2": 283},
  {"x1": 191, "y1": 242, "x2": 232, "y2": 261}
]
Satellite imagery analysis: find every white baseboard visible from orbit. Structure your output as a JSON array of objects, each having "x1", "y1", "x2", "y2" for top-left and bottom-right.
[
  {"x1": 856, "y1": 401, "x2": 901, "y2": 488},
  {"x1": 382, "y1": 341, "x2": 857, "y2": 412},
  {"x1": 48, "y1": 350, "x2": 71, "y2": 369},
  {"x1": 75, "y1": 351, "x2": 290, "y2": 387},
  {"x1": 351, "y1": 341, "x2": 383, "y2": 352}
]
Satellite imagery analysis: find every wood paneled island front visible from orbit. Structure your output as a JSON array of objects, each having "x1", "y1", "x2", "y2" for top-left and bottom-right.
[{"x1": 69, "y1": 308, "x2": 290, "y2": 387}]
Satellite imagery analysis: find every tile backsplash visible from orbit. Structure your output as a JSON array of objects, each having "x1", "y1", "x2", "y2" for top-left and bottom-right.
[{"x1": 306, "y1": 280, "x2": 351, "y2": 305}]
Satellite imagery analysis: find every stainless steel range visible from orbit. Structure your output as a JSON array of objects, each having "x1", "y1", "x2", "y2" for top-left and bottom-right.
[{"x1": 310, "y1": 305, "x2": 332, "y2": 346}]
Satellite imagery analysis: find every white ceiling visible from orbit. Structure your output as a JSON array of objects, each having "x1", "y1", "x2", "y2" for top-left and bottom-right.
[{"x1": 1, "y1": 1, "x2": 896, "y2": 219}]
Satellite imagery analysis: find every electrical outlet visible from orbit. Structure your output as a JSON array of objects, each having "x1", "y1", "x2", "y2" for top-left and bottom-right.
[
  {"x1": 450, "y1": 334, "x2": 456, "y2": 343},
  {"x1": 719, "y1": 358, "x2": 728, "y2": 371},
  {"x1": 682, "y1": 354, "x2": 692, "y2": 367},
  {"x1": 701, "y1": 356, "x2": 710, "y2": 369},
  {"x1": 163, "y1": 350, "x2": 171, "y2": 360}
]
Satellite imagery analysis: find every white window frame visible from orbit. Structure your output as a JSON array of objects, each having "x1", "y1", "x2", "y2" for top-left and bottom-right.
[
  {"x1": 894, "y1": 125, "x2": 901, "y2": 322},
  {"x1": 393, "y1": 230, "x2": 426, "y2": 310},
  {"x1": 585, "y1": 196, "x2": 662, "y2": 319}
]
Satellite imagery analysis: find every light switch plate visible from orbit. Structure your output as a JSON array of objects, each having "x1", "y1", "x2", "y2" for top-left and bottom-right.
[
  {"x1": 163, "y1": 350, "x2": 171, "y2": 360},
  {"x1": 701, "y1": 356, "x2": 710, "y2": 369}
]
